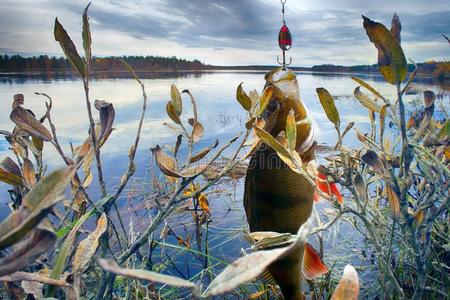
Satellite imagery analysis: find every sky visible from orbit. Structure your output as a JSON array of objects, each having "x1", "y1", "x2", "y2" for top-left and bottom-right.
[{"x1": 0, "y1": 0, "x2": 449, "y2": 67}]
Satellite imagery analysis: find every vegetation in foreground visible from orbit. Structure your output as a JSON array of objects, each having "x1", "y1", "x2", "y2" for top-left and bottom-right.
[{"x1": 0, "y1": 4, "x2": 448, "y2": 300}]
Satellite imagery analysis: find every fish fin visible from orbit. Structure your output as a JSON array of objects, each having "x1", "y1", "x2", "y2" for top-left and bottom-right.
[
  {"x1": 313, "y1": 191, "x2": 320, "y2": 202},
  {"x1": 258, "y1": 269, "x2": 278, "y2": 286},
  {"x1": 302, "y1": 243, "x2": 328, "y2": 280},
  {"x1": 316, "y1": 172, "x2": 343, "y2": 204}
]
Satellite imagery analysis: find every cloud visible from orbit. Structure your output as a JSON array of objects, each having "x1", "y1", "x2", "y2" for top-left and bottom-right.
[{"x1": 0, "y1": 0, "x2": 449, "y2": 66}]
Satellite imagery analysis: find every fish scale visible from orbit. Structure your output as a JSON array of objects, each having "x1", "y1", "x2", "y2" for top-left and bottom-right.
[{"x1": 244, "y1": 68, "x2": 317, "y2": 300}]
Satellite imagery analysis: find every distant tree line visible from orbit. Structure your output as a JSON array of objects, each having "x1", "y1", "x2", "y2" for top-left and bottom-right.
[
  {"x1": 0, "y1": 54, "x2": 206, "y2": 72},
  {"x1": 311, "y1": 62, "x2": 449, "y2": 81}
]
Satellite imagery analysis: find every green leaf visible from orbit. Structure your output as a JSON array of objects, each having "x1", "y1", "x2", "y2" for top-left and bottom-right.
[
  {"x1": 170, "y1": 84, "x2": 182, "y2": 116},
  {"x1": 0, "y1": 167, "x2": 74, "y2": 250},
  {"x1": 353, "y1": 87, "x2": 382, "y2": 113},
  {"x1": 49, "y1": 210, "x2": 94, "y2": 288},
  {"x1": 316, "y1": 87, "x2": 340, "y2": 126},
  {"x1": 236, "y1": 83, "x2": 252, "y2": 111},
  {"x1": 54, "y1": 18, "x2": 86, "y2": 78},
  {"x1": 286, "y1": 109, "x2": 297, "y2": 151},
  {"x1": 82, "y1": 3, "x2": 92, "y2": 63},
  {"x1": 362, "y1": 15, "x2": 407, "y2": 85},
  {"x1": 253, "y1": 126, "x2": 302, "y2": 173}
]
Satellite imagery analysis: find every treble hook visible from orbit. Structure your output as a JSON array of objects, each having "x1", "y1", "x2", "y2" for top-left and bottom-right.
[{"x1": 277, "y1": 51, "x2": 292, "y2": 69}]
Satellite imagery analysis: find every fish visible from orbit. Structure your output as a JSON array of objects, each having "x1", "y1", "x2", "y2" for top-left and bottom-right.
[{"x1": 244, "y1": 67, "x2": 327, "y2": 300}]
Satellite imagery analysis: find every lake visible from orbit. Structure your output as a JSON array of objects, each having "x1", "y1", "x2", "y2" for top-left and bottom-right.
[{"x1": 0, "y1": 70, "x2": 448, "y2": 298}]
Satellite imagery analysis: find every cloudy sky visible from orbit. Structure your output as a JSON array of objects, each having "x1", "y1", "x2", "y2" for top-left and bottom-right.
[{"x1": 0, "y1": 0, "x2": 449, "y2": 66}]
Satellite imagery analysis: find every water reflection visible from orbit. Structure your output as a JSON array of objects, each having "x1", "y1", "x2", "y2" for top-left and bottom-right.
[{"x1": 0, "y1": 71, "x2": 448, "y2": 297}]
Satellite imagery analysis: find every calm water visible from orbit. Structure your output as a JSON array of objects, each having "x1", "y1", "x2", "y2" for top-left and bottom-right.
[{"x1": 0, "y1": 71, "x2": 448, "y2": 297}]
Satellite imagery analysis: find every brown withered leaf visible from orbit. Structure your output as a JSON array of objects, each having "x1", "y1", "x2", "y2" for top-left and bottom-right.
[
  {"x1": 73, "y1": 213, "x2": 107, "y2": 273},
  {"x1": 72, "y1": 213, "x2": 107, "y2": 296},
  {"x1": 385, "y1": 185, "x2": 400, "y2": 217},
  {"x1": 354, "y1": 87, "x2": 382, "y2": 113},
  {"x1": 22, "y1": 158, "x2": 36, "y2": 188},
  {"x1": 94, "y1": 99, "x2": 115, "y2": 145},
  {"x1": 0, "y1": 227, "x2": 56, "y2": 277},
  {"x1": 54, "y1": 18, "x2": 86, "y2": 77},
  {"x1": 362, "y1": 15, "x2": 407, "y2": 85},
  {"x1": 0, "y1": 167, "x2": 74, "y2": 250},
  {"x1": 151, "y1": 145, "x2": 181, "y2": 178},
  {"x1": 361, "y1": 150, "x2": 386, "y2": 176},
  {"x1": 188, "y1": 118, "x2": 204, "y2": 142},
  {"x1": 0, "y1": 157, "x2": 23, "y2": 186},
  {"x1": 82, "y1": 3, "x2": 92, "y2": 63},
  {"x1": 190, "y1": 140, "x2": 219, "y2": 163},
  {"x1": 10, "y1": 106, "x2": 52, "y2": 141},
  {"x1": 331, "y1": 265, "x2": 359, "y2": 300},
  {"x1": 390, "y1": 13, "x2": 401, "y2": 44},
  {"x1": 166, "y1": 102, "x2": 181, "y2": 124},
  {"x1": 351, "y1": 77, "x2": 386, "y2": 102},
  {"x1": 13, "y1": 94, "x2": 24, "y2": 109}
]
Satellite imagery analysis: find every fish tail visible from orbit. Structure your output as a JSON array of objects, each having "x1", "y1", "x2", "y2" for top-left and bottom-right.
[{"x1": 268, "y1": 243, "x2": 305, "y2": 300}]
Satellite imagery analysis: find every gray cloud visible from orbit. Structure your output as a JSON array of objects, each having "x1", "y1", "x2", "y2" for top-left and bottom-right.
[{"x1": 0, "y1": 0, "x2": 449, "y2": 66}]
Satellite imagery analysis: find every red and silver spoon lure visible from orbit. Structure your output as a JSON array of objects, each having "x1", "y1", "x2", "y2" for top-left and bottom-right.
[{"x1": 277, "y1": 0, "x2": 293, "y2": 69}]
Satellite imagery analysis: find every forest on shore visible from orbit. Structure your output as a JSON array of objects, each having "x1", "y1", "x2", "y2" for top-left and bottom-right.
[{"x1": 1, "y1": 54, "x2": 449, "y2": 81}]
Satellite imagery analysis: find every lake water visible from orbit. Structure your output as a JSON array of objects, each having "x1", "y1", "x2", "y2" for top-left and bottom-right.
[{"x1": 0, "y1": 71, "x2": 448, "y2": 298}]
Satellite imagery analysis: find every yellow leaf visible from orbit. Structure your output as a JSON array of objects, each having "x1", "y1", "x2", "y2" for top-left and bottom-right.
[
  {"x1": 236, "y1": 83, "x2": 252, "y2": 111},
  {"x1": 316, "y1": 87, "x2": 340, "y2": 126}
]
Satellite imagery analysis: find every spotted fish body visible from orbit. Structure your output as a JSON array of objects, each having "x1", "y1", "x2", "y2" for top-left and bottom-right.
[{"x1": 244, "y1": 68, "x2": 318, "y2": 300}]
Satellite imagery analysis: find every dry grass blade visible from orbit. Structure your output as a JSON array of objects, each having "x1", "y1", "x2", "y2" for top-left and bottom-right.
[
  {"x1": 97, "y1": 258, "x2": 197, "y2": 289},
  {"x1": 0, "y1": 271, "x2": 70, "y2": 287}
]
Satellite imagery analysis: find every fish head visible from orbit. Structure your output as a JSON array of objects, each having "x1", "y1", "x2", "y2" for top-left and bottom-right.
[{"x1": 262, "y1": 67, "x2": 318, "y2": 158}]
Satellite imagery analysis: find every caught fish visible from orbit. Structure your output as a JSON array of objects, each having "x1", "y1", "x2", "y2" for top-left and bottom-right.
[{"x1": 244, "y1": 67, "x2": 327, "y2": 300}]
